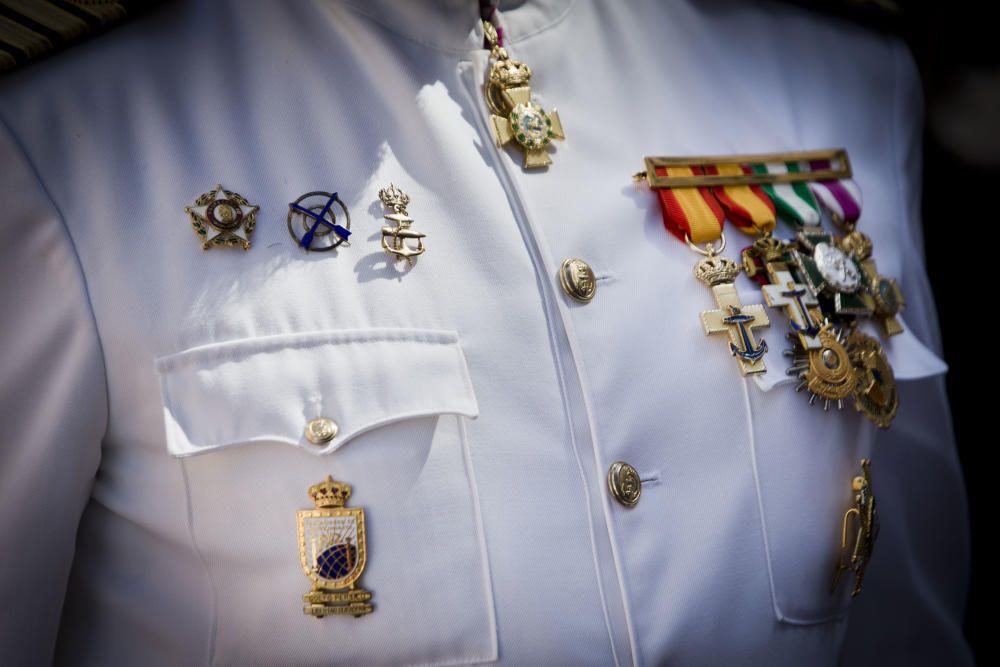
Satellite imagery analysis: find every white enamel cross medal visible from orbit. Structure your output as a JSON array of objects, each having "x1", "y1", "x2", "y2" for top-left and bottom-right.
[
  {"x1": 483, "y1": 21, "x2": 565, "y2": 169},
  {"x1": 762, "y1": 261, "x2": 823, "y2": 349}
]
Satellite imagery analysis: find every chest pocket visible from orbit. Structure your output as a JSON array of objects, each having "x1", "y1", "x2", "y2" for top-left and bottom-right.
[
  {"x1": 745, "y1": 311, "x2": 948, "y2": 626},
  {"x1": 155, "y1": 328, "x2": 498, "y2": 666}
]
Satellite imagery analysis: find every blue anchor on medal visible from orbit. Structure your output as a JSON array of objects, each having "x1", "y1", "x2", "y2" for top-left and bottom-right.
[
  {"x1": 781, "y1": 284, "x2": 821, "y2": 338},
  {"x1": 723, "y1": 306, "x2": 769, "y2": 363},
  {"x1": 288, "y1": 191, "x2": 352, "y2": 252}
]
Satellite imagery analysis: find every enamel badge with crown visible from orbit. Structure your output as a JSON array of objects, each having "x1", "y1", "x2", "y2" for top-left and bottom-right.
[{"x1": 297, "y1": 475, "x2": 374, "y2": 618}]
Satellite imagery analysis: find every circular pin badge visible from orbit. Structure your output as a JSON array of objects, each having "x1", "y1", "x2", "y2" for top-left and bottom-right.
[{"x1": 287, "y1": 191, "x2": 352, "y2": 252}]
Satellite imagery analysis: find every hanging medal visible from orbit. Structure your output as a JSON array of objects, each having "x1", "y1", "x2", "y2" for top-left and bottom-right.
[
  {"x1": 809, "y1": 160, "x2": 906, "y2": 338},
  {"x1": 704, "y1": 163, "x2": 857, "y2": 410},
  {"x1": 703, "y1": 162, "x2": 833, "y2": 354},
  {"x1": 703, "y1": 158, "x2": 895, "y2": 424},
  {"x1": 796, "y1": 162, "x2": 899, "y2": 425},
  {"x1": 654, "y1": 164, "x2": 770, "y2": 375},
  {"x1": 746, "y1": 163, "x2": 824, "y2": 350},
  {"x1": 637, "y1": 151, "x2": 899, "y2": 428},
  {"x1": 482, "y1": 20, "x2": 565, "y2": 168}
]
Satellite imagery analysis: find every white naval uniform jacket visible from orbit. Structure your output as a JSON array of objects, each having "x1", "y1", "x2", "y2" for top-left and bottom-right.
[{"x1": 0, "y1": 1, "x2": 972, "y2": 665}]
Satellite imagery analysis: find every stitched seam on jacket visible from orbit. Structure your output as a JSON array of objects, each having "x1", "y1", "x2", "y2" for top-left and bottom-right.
[
  {"x1": 0, "y1": 113, "x2": 111, "y2": 439},
  {"x1": 155, "y1": 328, "x2": 462, "y2": 372}
]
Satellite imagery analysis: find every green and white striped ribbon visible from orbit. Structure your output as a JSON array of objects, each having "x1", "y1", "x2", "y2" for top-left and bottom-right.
[{"x1": 751, "y1": 162, "x2": 820, "y2": 227}]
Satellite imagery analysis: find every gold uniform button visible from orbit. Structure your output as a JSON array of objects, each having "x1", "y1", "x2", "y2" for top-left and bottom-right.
[
  {"x1": 607, "y1": 461, "x2": 641, "y2": 507},
  {"x1": 305, "y1": 417, "x2": 339, "y2": 445},
  {"x1": 559, "y1": 258, "x2": 597, "y2": 302}
]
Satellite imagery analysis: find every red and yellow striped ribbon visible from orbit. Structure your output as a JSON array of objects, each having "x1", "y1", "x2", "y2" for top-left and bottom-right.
[
  {"x1": 705, "y1": 163, "x2": 776, "y2": 236},
  {"x1": 653, "y1": 165, "x2": 725, "y2": 244}
]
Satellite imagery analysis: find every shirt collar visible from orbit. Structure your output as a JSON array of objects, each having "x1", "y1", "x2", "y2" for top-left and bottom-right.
[{"x1": 339, "y1": 0, "x2": 575, "y2": 54}]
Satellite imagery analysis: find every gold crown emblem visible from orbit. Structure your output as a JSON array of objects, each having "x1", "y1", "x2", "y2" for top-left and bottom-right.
[
  {"x1": 840, "y1": 231, "x2": 872, "y2": 261},
  {"x1": 752, "y1": 236, "x2": 787, "y2": 263},
  {"x1": 694, "y1": 255, "x2": 740, "y2": 287},
  {"x1": 308, "y1": 475, "x2": 352, "y2": 508},
  {"x1": 489, "y1": 58, "x2": 532, "y2": 88},
  {"x1": 378, "y1": 183, "x2": 410, "y2": 213}
]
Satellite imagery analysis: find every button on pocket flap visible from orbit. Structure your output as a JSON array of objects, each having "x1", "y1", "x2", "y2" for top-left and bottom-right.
[{"x1": 154, "y1": 328, "x2": 479, "y2": 457}]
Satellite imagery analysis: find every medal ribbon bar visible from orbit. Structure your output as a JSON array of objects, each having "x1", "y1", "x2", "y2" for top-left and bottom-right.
[{"x1": 639, "y1": 149, "x2": 851, "y2": 188}]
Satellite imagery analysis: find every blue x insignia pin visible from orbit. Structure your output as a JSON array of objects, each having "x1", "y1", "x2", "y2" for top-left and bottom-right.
[{"x1": 287, "y1": 191, "x2": 352, "y2": 252}]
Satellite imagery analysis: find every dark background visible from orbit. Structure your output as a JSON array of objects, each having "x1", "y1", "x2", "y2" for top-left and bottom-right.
[
  {"x1": 905, "y1": 4, "x2": 991, "y2": 663},
  {"x1": 848, "y1": 1, "x2": 992, "y2": 662},
  {"x1": 799, "y1": 2, "x2": 993, "y2": 661}
]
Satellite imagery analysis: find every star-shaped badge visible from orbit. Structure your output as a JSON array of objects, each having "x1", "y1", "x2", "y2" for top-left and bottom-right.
[{"x1": 185, "y1": 184, "x2": 260, "y2": 250}]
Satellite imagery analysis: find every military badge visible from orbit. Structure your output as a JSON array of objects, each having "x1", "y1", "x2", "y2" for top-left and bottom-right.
[
  {"x1": 378, "y1": 184, "x2": 426, "y2": 264},
  {"x1": 185, "y1": 184, "x2": 259, "y2": 250},
  {"x1": 695, "y1": 244, "x2": 771, "y2": 376},
  {"x1": 847, "y1": 329, "x2": 899, "y2": 429},
  {"x1": 297, "y1": 475, "x2": 374, "y2": 618},
  {"x1": 483, "y1": 20, "x2": 565, "y2": 169},
  {"x1": 785, "y1": 322, "x2": 857, "y2": 411},
  {"x1": 839, "y1": 223, "x2": 905, "y2": 337},
  {"x1": 287, "y1": 191, "x2": 352, "y2": 252},
  {"x1": 635, "y1": 150, "x2": 900, "y2": 427},
  {"x1": 638, "y1": 159, "x2": 773, "y2": 375},
  {"x1": 792, "y1": 227, "x2": 874, "y2": 317},
  {"x1": 761, "y1": 261, "x2": 823, "y2": 349},
  {"x1": 833, "y1": 459, "x2": 879, "y2": 597}
]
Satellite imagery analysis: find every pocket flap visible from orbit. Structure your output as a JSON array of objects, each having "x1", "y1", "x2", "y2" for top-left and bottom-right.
[{"x1": 154, "y1": 328, "x2": 479, "y2": 457}]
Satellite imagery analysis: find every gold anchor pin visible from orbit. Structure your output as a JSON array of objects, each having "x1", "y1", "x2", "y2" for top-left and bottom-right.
[{"x1": 378, "y1": 184, "x2": 426, "y2": 265}]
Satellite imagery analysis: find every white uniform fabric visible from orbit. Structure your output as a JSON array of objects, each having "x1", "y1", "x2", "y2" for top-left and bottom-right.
[{"x1": 0, "y1": 1, "x2": 971, "y2": 664}]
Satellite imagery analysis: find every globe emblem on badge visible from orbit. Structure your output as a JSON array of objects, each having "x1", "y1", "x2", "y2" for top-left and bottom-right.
[
  {"x1": 297, "y1": 475, "x2": 374, "y2": 618},
  {"x1": 316, "y1": 539, "x2": 358, "y2": 579}
]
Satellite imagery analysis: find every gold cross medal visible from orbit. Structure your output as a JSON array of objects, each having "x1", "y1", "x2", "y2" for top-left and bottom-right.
[
  {"x1": 808, "y1": 171, "x2": 906, "y2": 337},
  {"x1": 483, "y1": 21, "x2": 564, "y2": 168},
  {"x1": 185, "y1": 184, "x2": 259, "y2": 250},
  {"x1": 707, "y1": 157, "x2": 862, "y2": 412},
  {"x1": 634, "y1": 151, "x2": 899, "y2": 427},
  {"x1": 636, "y1": 159, "x2": 771, "y2": 375},
  {"x1": 731, "y1": 158, "x2": 899, "y2": 425},
  {"x1": 695, "y1": 241, "x2": 771, "y2": 375},
  {"x1": 833, "y1": 459, "x2": 879, "y2": 597},
  {"x1": 786, "y1": 165, "x2": 900, "y2": 425},
  {"x1": 297, "y1": 475, "x2": 374, "y2": 618}
]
